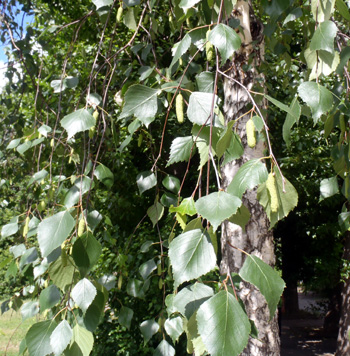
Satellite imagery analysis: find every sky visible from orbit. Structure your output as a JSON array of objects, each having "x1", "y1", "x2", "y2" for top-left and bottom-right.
[{"x1": 0, "y1": 4, "x2": 34, "y2": 91}]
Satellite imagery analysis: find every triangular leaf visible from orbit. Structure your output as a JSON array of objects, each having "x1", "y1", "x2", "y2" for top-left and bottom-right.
[
  {"x1": 169, "y1": 197, "x2": 196, "y2": 216},
  {"x1": 169, "y1": 229, "x2": 216, "y2": 288},
  {"x1": 164, "y1": 316, "x2": 184, "y2": 343},
  {"x1": 298, "y1": 81, "x2": 333, "y2": 122},
  {"x1": 173, "y1": 283, "x2": 214, "y2": 319},
  {"x1": 283, "y1": 97, "x2": 301, "y2": 147},
  {"x1": 208, "y1": 24, "x2": 241, "y2": 63},
  {"x1": 39, "y1": 285, "x2": 61, "y2": 311},
  {"x1": 239, "y1": 255, "x2": 285, "y2": 318},
  {"x1": 147, "y1": 202, "x2": 164, "y2": 226},
  {"x1": 26, "y1": 320, "x2": 57, "y2": 356},
  {"x1": 50, "y1": 320, "x2": 73, "y2": 356},
  {"x1": 94, "y1": 164, "x2": 114, "y2": 188},
  {"x1": 120, "y1": 85, "x2": 160, "y2": 125},
  {"x1": 195, "y1": 192, "x2": 242, "y2": 231},
  {"x1": 227, "y1": 159, "x2": 268, "y2": 199},
  {"x1": 119, "y1": 306, "x2": 134, "y2": 329},
  {"x1": 170, "y1": 34, "x2": 191, "y2": 68},
  {"x1": 154, "y1": 340, "x2": 175, "y2": 356},
  {"x1": 37, "y1": 211, "x2": 75, "y2": 257},
  {"x1": 166, "y1": 136, "x2": 194, "y2": 166},
  {"x1": 136, "y1": 171, "x2": 157, "y2": 194},
  {"x1": 320, "y1": 176, "x2": 339, "y2": 201},
  {"x1": 71, "y1": 278, "x2": 97, "y2": 313},
  {"x1": 61, "y1": 109, "x2": 95, "y2": 139},
  {"x1": 140, "y1": 319, "x2": 159, "y2": 344},
  {"x1": 310, "y1": 20, "x2": 337, "y2": 54},
  {"x1": 197, "y1": 290, "x2": 250, "y2": 356},
  {"x1": 70, "y1": 324, "x2": 94, "y2": 356}
]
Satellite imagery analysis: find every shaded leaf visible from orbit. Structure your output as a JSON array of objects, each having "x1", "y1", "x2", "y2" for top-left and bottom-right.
[
  {"x1": 283, "y1": 97, "x2": 301, "y2": 147},
  {"x1": 119, "y1": 306, "x2": 134, "y2": 329},
  {"x1": 94, "y1": 164, "x2": 114, "y2": 188},
  {"x1": 170, "y1": 34, "x2": 191, "y2": 68},
  {"x1": 26, "y1": 320, "x2": 57, "y2": 356},
  {"x1": 39, "y1": 285, "x2": 61, "y2": 311},
  {"x1": 154, "y1": 340, "x2": 175, "y2": 356},
  {"x1": 28, "y1": 169, "x2": 48, "y2": 186},
  {"x1": 162, "y1": 175, "x2": 180, "y2": 194},
  {"x1": 21, "y1": 301, "x2": 39, "y2": 321},
  {"x1": 147, "y1": 202, "x2": 164, "y2": 226},
  {"x1": 139, "y1": 258, "x2": 157, "y2": 280}
]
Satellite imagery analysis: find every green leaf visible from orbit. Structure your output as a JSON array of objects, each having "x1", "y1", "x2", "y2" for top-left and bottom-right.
[
  {"x1": 48, "y1": 254, "x2": 77, "y2": 292},
  {"x1": 126, "y1": 278, "x2": 146, "y2": 298},
  {"x1": 50, "y1": 76, "x2": 79, "y2": 93},
  {"x1": 39, "y1": 285, "x2": 61, "y2": 311},
  {"x1": 70, "y1": 324, "x2": 94, "y2": 356},
  {"x1": 336, "y1": 0, "x2": 350, "y2": 21},
  {"x1": 50, "y1": 320, "x2": 72, "y2": 356},
  {"x1": 208, "y1": 24, "x2": 241, "y2": 63},
  {"x1": 28, "y1": 169, "x2": 48, "y2": 186},
  {"x1": 120, "y1": 85, "x2": 161, "y2": 126},
  {"x1": 10, "y1": 244, "x2": 26, "y2": 258},
  {"x1": 19, "y1": 247, "x2": 38, "y2": 270},
  {"x1": 64, "y1": 176, "x2": 93, "y2": 208},
  {"x1": 83, "y1": 290, "x2": 105, "y2": 332},
  {"x1": 283, "y1": 98, "x2": 301, "y2": 147},
  {"x1": 140, "y1": 319, "x2": 159, "y2": 344},
  {"x1": 196, "y1": 71, "x2": 215, "y2": 93},
  {"x1": 6, "y1": 138, "x2": 21, "y2": 149},
  {"x1": 170, "y1": 34, "x2": 191, "y2": 68},
  {"x1": 71, "y1": 278, "x2": 97, "y2": 313},
  {"x1": 154, "y1": 340, "x2": 175, "y2": 356},
  {"x1": 179, "y1": 0, "x2": 201, "y2": 11},
  {"x1": 283, "y1": 7, "x2": 303, "y2": 25},
  {"x1": 239, "y1": 255, "x2": 285, "y2": 318},
  {"x1": 187, "y1": 92, "x2": 221, "y2": 127},
  {"x1": 173, "y1": 283, "x2": 214, "y2": 319},
  {"x1": 162, "y1": 175, "x2": 180, "y2": 194},
  {"x1": 119, "y1": 306, "x2": 134, "y2": 329},
  {"x1": 228, "y1": 205, "x2": 251, "y2": 232},
  {"x1": 139, "y1": 258, "x2": 157, "y2": 280},
  {"x1": 197, "y1": 290, "x2": 250, "y2": 356},
  {"x1": 21, "y1": 301, "x2": 39, "y2": 321},
  {"x1": 38, "y1": 125, "x2": 52, "y2": 137},
  {"x1": 26, "y1": 320, "x2": 57, "y2": 356},
  {"x1": 92, "y1": 0, "x2": 113, "y2": 10},
  {"x1": 310, "y1": 21, "x2": 337, "y2": 54},
  {"x1": 147, "y1": 202, "x2": 164, "y2": 226},
  {"x1": 72, "y1": 232, "x2": 102, "y2": 277},
  {"x1": 61, "y1": 109, "x2": 96, "y2": 140},
  {"x1": 94, "y1": 164, "x2": 114, "y2": 188},
  {"x1": 216, "y1": 121, "x2": 235, "y2": 159},
  {"x1": 320, "y1": 176, "x2": 339, "y2": 201},
  {"x1": 169, "y1": 229, "x2": 217, "y2": 288},
  {"x1": 265, "y1": 94, "x2": 299, "y2": 118},
  {"x1": 195, "y1": 192, "x2": 242, "y2": 231},
  {"x1": 311, "y1": 0, "x2": 335, "y2": 22},
  {"x1": 169, "y1": 197, "x2": 197, "y2": 216},
  {"x1": 1, "y1": 222, "x2": 18, "y2": 238},
  {"x1": 221, "y1": 132, "x2": 244, "y2": 165},
  {"x1": 298, "y1": 82, "x2": 333, "y2": 122},
  {"x1": 160, "y1": 192, "x2": 178, "y2": 207},
  {"x1": 164, "y1": 316, "x2": 184, "y2": 343},
  {"x1": 166, "y1": 136, "x2": 194, "y2": 166},
  {"x1": 305, "y1": 48, "x2": 340, "y2": 80},
  {"x1": 37, "y1": 211, "x2": 75, "y2": 257},
  {"x1": 136, "y1": 171, "x2": 157, "y2": 194},
  {"x1": 257, "y1": 167, "x2": 298, "y2": 228},
  {"x1": 227, "y1": 159, "x2": 269, "y2": 199}
]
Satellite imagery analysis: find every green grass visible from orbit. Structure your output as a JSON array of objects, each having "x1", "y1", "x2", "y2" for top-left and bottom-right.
[{"x1": 0, "y1": 301, "x2": 36, "y2": 356}]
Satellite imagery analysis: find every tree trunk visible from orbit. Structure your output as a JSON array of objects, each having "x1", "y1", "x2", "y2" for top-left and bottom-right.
[
  {"x1": 336, "y1": 232, "x2": 350, "y2": 356},
  {"x1": 220, "y1": 1, "x2": 280, "y2": 355}
]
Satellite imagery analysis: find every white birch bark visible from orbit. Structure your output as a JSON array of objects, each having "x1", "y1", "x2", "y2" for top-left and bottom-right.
[{"x1": 220, "y1": 1, "x2": 280, "y2": 355}]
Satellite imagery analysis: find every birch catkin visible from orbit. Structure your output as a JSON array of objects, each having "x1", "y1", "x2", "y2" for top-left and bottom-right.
[
  {"x1": 246, "y1": 118, "x2": 256, "y2": 148},
  {"x1": 176, "y1": 93, "x2": 184, "y2": 123},
  {"x1": 266, "y1": 173, "x2": 278, "y2": 213}
]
